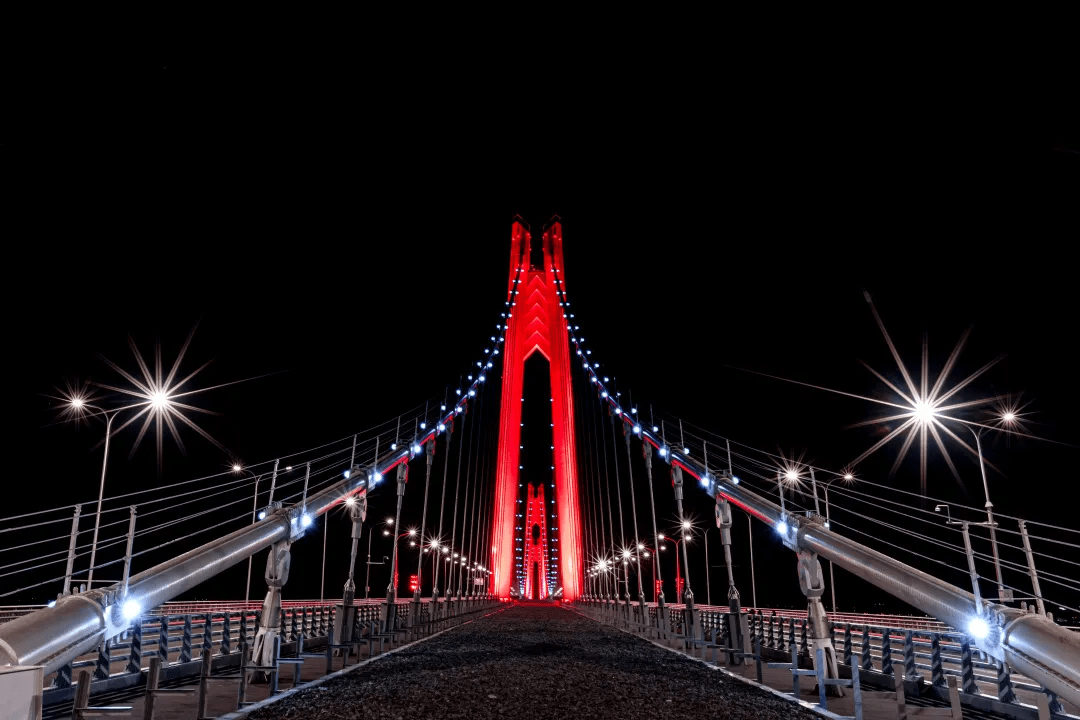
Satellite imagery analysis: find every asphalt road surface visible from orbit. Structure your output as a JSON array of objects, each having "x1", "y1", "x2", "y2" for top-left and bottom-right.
[{"x1": 248, "y1": 603, "x2": 820, "y2": 719}]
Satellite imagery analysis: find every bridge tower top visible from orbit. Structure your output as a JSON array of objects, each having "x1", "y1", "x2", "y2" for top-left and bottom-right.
[{"x1": 508, "y1": 215, "x2": 566, "y2": 301}]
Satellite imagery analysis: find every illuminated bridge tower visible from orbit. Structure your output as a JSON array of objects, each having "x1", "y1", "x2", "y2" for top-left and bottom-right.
[
  {"x1": 522, "y1": 483, "x2": 550, "y2": 600},
  {"x1": 492, "y1": 217, "x2": 583, "y2": 601}
]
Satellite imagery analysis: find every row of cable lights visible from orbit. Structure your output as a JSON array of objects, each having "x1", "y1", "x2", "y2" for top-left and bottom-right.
[
  {"x1": 328, "y1": 262, "x2": 527, "y2": 599},
  {"x1": 550, "y1": 258, "x2": 1004, "y2": 642}
]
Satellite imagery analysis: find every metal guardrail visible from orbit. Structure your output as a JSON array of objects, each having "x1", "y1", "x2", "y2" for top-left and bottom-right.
[
  {"x1": 40, "y1": 595, "x2": 501, "y2": 712},
  {"x1": 579, "y1": 599, "x2": 1076, "y2": 719}
]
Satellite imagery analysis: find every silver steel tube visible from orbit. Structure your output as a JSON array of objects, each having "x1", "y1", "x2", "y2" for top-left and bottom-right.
[
  {"x1": 633, "y1": 428, "x2": 1080, "y2": 706},
  {"x1": 0, "y1": 391, "x2": 472, "y2": 676}
]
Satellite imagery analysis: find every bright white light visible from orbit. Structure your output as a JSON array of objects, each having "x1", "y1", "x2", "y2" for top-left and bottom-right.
[
  {"x1": 409, "y1": 529, "x2": 417, "y2": 536},
  {"x1": 659, "y1": 447, "x2": 668, "y2": 457},
  {"x1": 603, "y1": 376, "x2": 610, "y2": 382},
  {"x1": 300, "y1": 514, "x2": 312, "y2": 528},
  {"x1": 455, "y1": 389, "x2": 461, "y2": 396},
  {"x1": 658, "y1": 533, "x2": 665, "y2": 540},
  {"x1": 601, "y1": 391, "x2": 608, "y2": 398},
  {"x1": 286, "y1": 466, "x2": 293, "y2": 471},
  {"x1": 48, "y1": 600, "x2": 56, "y2": 608},
  {"x1": 683, "y1": 447, "x2": 690, "y2": 455},
  {"x1": 684, "y1": 534, "x2": 691, "y2": 541},
  {"x1": 373, "y1": 472, "x2": 383, "y2": 482},
  {"x1": 479, "y1": 375, "x2": 485, "y2": 382},
  {"x1": 391, "y1": 443, "x2": 397, "y2": 451},
  {"x1": 967, "y1": 616, "x2": 989, "y2": 639},
  {"x1": 123, "y1": 600, "x2": 141, "y2": 619},
  {"x1": 785, "y1": 470, "x2": 798, "y2": 482},
  {"x1": 413, "y1": 444, "x2": 422, "y2": 454},
  {"x1": 150, "y1": 392, "x2": 170, "y2": 410},
  {"x1": 438, "y1": 424, "x2": 446, "y2": 432},
  {"x1": 70, "y1": 397, "x2": 85, "y2": 409},
  {"x1": 823, "y1": 521, "x2": 830, "y2": 529},
  {"x1": 1002, "y1": 412, "x2": 1015, "y2": 423},
  {"x1": 345, "y1": 496, "x2": 355, "y2": 507},
  {"x1": 777, "y1": 520, "x2": 789, "y2": 534},
  {"x1": 233, "y1": 463, "x2": 242, "y2": 472},
  {"x1": 844, "y1": 473, "x2": 854, "y2": 481},
  {"x1": 682, "y1": 520, "x2": 691, "y2": 530},
  {"x1": 440, "y1": 404, "x2": 446, "y2": 411},
  {"x1": 913, "y1": 401, "x2": 936, "y2": 424},
  {"x1": 420, "y1": 422, "x2": 427, "y2": 429},
  {"x1": 615, "y1": 408, "x2": 622, "y2": 415},
  {"x1": 343, "y1": 469, "x2": 351, "y2": 479},
  {"x1": 633, "y1": 425, "x2": 641, "y2": 434},
  {"x1": 652, "y1": 426, "x2": 659, "y2": 432},
  {"x1": 258, "y1": 510, "x2": 267, "y2": 520},
  {"x1": 732, "y1": 476, "x2": 740, "y2": 485}
]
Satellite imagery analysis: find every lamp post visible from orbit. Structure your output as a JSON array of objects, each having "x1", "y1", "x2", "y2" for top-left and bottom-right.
[
  {"x1": 67, "y1": 401, "x2": 134, "y2": 589},
  {"x1": 233, "y1": 464, "x2": 261, "y2": 605},
  {"x1": 667, "y1": 532, "x2": 693, "y2": 603},
  {"x1": 969, "y1": 427, "x2": 1005, "y2": 602},
  {"x1": 819, "y1": 472, "x2": 854, "y2": 612},
  {"x1": 702, "y1": 527, "x2": 711, "y2": 607},
  {"x1": 382, "y1": 527, "x2": 417, "y2": 594}
]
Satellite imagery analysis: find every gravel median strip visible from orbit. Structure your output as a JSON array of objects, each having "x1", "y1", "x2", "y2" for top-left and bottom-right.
[{"x1": 248, "y1": 604, "x2": 821, "y2": 720}]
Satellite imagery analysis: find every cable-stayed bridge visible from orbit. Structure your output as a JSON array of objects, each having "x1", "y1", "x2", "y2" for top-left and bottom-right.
[{"x1": 1, "y1": 217, "x2": 1078, "y2": 719}]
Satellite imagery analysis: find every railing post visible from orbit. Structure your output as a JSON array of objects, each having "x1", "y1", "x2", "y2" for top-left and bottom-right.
[
  {"x1": 127, "y1": 620, "x2": 143, "y2": 675},
  {"x1": 903, "y1": 630, "x2": 921, "y2": 684},
  {"x1": 997, "y1": 659, "x2": 1017, "y2": 704},
  {"x1": 930, "y1": 634, "x2": 945, "y2": 687},
  {"x1": 960, "y1": 639, "x2": 979, "y2": 694},
  {"x1": 221, "y1": 611, "x2": 232, "y2": 655},
  {"x1": 843, "y1": 624, "x2": 853, "y2": 667},
  {"x1": 157, "y1": 615, "x2": 170, "y2": 665},
  {"x1": 62, "y1": 503, "x2": 82, "y2": 596},
  {"x1": 51, "y1": 661, "x2": 72, "y2": 689},
  {"x1": 881, "y1": 628, "x2": 894, "y2": 677},
  {"x1": 180, "y1": 615, "x2": 192, "y2": 664},
  {"x1": 860, "y1": 625, "x2": 873, "y2": 672},
  {"x1": 94, "y1": 639, "x2": 111, "y2": 681},
  {"x1": 202, "y1": 613, "x2": 213, "y2": 656}
]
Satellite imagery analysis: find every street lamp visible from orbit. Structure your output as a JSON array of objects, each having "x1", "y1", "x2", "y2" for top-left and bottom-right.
[
  {"x1": 233, "y1": 464, "x2": 289, "y2": 605},
  {"x1": 969, "y1": 427, "x2": 1006, "y2": 602},
  {"x1": 64, "y1": 400, "x2": 136, "y2": 590},
  {"x1": 383, "y1": 528, "x2": 418, "y2": 593},
  {"x1": 818, "y1": 471, "x2": 856, "y2": 612}
]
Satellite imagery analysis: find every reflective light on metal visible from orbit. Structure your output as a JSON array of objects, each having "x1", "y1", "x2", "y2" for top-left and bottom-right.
[
  {"x1": 968, "y1": 616, "x2": 990, "y2": 638},
  {"x1": 258, "y1": 511, "x2": 267, "y2": 520},
  {"x1": 300, "y1": 513, "x2": 312, "y2": 528},
  {"x1": 776, "y1": 520, "x2": 789, "y2": 535},
  {"x1": 122, "y1": 600, "x2": 141, "y2": 619}
]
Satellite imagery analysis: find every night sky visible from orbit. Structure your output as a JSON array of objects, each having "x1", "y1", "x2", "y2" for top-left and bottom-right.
[{"x1": 7, "y1": 69, "x2": 1077, "y2": 620}]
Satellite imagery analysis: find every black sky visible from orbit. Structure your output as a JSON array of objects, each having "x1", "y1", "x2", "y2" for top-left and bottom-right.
[{"x1": 6, "y1": 66, "x2": 1077, "y2": 614}]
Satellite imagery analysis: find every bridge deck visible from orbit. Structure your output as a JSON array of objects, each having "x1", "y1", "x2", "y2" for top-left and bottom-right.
[{"x1": 233, "y1": 603, "x2": 821, "y2": 720}]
